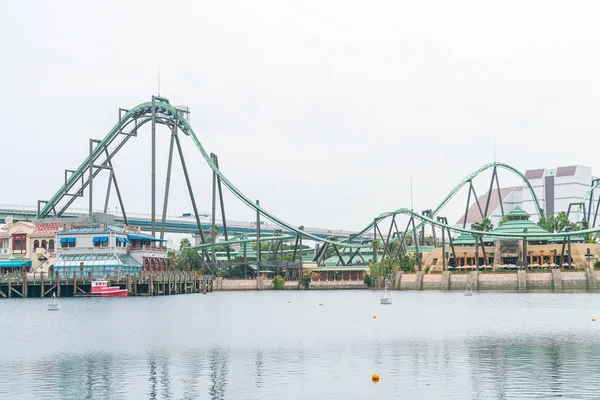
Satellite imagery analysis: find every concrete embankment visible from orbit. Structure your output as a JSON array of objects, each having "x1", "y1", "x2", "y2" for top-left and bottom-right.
[
  {"x1": 213, "y1": 277, "x2": 366, "y2": 290},
  {"x1": 214, "y1": 269, "x2": 600, "y2": 292},
  {"x1": 385, "y1": 268, "x2": 600, "y2": 292}
]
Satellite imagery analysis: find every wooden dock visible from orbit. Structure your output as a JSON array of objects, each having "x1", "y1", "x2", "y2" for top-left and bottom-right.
[{"x1": 0, "y1": 271, "x2": 213, "y2": 298}]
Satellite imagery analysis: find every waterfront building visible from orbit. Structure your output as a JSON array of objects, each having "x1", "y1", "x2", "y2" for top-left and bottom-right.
[
  {"x1": 0, "y1": 220, "x2": 60, "y2": 274},
  {"x1": 427, "y1": 207, "x2": 596, "y2": 270},
  {"x1": 54, "y1": 224, "x2": 168, "y2": 277}
]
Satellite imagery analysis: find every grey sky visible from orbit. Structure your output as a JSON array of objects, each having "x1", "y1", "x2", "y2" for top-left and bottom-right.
[{"x1": 1, "y1": 0, "x2": 599, "y2": 233}]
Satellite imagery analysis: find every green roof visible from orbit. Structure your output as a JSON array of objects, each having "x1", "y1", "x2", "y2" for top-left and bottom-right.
[
  {"x1": 452, "y1": 232, "x2": 477, "y2": 246},
  {"x1": 506, "y1": 206, "x2": 530, "y2": 218},
  {"x1": 312, "y1": 267, "x2": 369, "y2": 272},
  {"x1": 489, "y1": 210, "x2": 550, "y2": 241}
]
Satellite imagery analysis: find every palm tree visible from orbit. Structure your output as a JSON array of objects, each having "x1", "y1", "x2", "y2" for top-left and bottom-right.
[
  {"x1": 471, "y1": 217, "x2": 494, "y2": 232},
  {"x1": 179, "y1": 238, "x2": 191, "y2": 250},
  {"x1": 372, "y1": 239, "x2": 382, "y2": 264}
]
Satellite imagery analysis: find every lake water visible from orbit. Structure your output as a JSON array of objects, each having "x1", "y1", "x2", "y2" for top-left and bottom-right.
[{"x1": 2, "y1": 290, "x2": 600, "y2": 399}]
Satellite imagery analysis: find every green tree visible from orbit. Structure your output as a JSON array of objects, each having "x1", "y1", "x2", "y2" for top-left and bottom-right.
[
  {"x1": 538, "y1": 212, "x2": 577, "y2": 233},
  {"x1": 167, "y1": 249, "x2": 177, "y2": 269},
  {"x1": 179, "y1": 238, "x2": 191, "y2": 250},
  {"x1": 499, "y1": 216, "x2": 508, "y2": 226},
  {"x1": 471, "y1": 217, "x2": 494, "y2": 232},
  {"x1": 272, "y1": 275, "x2": 286, "y2": 290},
  {"x1": 300, "y1": 274, "x2": 311, "y2": 289},
  {"x1": 371, "y1": 239, "x2": 382, "y2": 264},
  {"x1": 399, "y1": 254, "x2": 417, "y2": 272}
]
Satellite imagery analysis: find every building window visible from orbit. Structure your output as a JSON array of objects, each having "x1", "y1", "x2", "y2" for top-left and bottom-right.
[
  {"x1": 41, "y1": 240, "x2": 47, "y2": 249},
  {"x1": 12, "y1": 234, "x2": 26, "y2": 252},
  {"x1": 49, "y1": 240, "x2": 54, "y2": 251},
  {"x1": 33, "y1": 240, "x2": 39, "y2": 250},
  {"x1": 60, "y1": 238, "x2": 76, "y2": 248}
]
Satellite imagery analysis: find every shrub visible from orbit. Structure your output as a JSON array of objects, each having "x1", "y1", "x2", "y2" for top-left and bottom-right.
[
  {"x1": 364, "y1": 274, "x2": 372, "y2": 287},
  {"x1": 300, "y1": 275, "x2": 311, "y2": 290},
  {"x1": 273, "y1": 275, "x2": 286, "y2": 290}
]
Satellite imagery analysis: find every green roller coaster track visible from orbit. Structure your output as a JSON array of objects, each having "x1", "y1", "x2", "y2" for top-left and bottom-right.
[
  {"x1": 39, "y1": 99, "x2": 600, "y2": 251},
  {"x1": 347, "y1": 162, "x2": 544, "y2": 241}
]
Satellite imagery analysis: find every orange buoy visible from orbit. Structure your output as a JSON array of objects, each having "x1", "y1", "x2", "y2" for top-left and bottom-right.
[
  {"x1": 372, "y1": 373, "x2": 379, "y2": 382},
  {"x1": 593, "y1": 318, "x2": 596, "y2": 321},
  {"x1": 373, "y1": 315, "x2": 377, "y2": 319}
]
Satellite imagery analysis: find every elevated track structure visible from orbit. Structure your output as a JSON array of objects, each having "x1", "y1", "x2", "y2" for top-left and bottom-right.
[{"x1": 24, "y1": 96, "x2": 600, "y2": 271}]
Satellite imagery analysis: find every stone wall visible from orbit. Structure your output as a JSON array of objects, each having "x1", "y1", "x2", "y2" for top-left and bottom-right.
[
  {"x1": 214, "y1": 270, "x2": 599, "y2": 292},
  {"x1": 389, "y1": 269, "x2": 598, "y2": 291},
  {"x1": 214, "y1": 278, "x2": 364, "y2": 290}
]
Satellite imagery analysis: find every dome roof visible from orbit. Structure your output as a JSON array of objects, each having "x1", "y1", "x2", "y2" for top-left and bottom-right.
[
  {"x1": 488, "y1": 207, "x2": 550, "y2": 241},
  {"x1": 452, "y1": 232, "x2": 477, "y2": 246}
]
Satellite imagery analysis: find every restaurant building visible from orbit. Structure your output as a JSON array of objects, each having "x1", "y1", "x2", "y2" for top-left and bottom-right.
[{"x1": 54, "y1": 224, "x2": 168, "y2": 277}]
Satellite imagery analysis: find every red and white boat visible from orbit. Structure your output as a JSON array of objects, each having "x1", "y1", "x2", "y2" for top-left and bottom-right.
[{"x1": 74, "y1": 280, "x2": 128, "y2": 297}]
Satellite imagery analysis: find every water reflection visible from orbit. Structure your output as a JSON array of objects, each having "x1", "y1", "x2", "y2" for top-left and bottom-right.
[
  {"x1": 255, "y1": 349, "x2": 264, "y2": 389},
  {"x1": 208, "y1": 347, "x2": 228, "y2": 400},
  {"x1": 3, "y1": 292, "x2": 600, "y2": 399}
]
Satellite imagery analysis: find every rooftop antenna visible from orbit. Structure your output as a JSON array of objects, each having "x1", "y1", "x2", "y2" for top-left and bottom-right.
[
  {"x1": 410, "y1": 174, "x2": 414, "y2": 211},
  {"x1": 493, "y1": 137, "x2": 496, "y2": 163},
  {"x1": 157, "y1": 66, "x2": 161, "y2": 96}
]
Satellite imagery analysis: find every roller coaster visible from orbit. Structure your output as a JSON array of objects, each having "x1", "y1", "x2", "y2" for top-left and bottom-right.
[{"x1": 35, "y1": 96, "x2": 600, "y2": 269}]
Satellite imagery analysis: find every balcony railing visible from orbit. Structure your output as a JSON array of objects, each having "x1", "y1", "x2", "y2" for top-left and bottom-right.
[{"x1": 129, "y1": 246, "x2": 167, "y2": 252}]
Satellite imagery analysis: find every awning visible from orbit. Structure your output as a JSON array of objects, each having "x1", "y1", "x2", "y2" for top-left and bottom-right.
[
  {"x1": 116, "y1": 237, "x2": 130, "y2": 243},
  {"x1": 0, "y1": 260, "x2": 32, "y2": 268},
  {"x1": 60, "y1": 238, "x2": 76, "y2": 243},
  {"x1": 93, "y1": 236, "x2": 108, "y2": 243}
]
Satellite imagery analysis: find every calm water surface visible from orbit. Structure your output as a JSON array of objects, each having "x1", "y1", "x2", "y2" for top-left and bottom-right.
[{"x1": 2, "y1": 290, "x2": 600, "y2": 399}]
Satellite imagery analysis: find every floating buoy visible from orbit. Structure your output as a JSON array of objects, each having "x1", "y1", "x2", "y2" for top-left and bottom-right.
[
  {"x1": 593, "y1": 318, "x2": 596, "y2": 321},
  {"x1": 373, "y1": 315, "x2": 377, "y2": 319},
  {"x1": 319, "y1": 303, "x2": 323, "y2": 306},
  {"x1": 372, "y1": 373, "x2": 379, "y2": 382},
  {"x1": 288, "y1": 301, "x2": 291, "y2": 303}
]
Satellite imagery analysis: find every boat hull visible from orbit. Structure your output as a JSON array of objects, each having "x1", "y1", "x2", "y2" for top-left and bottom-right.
[{"x1": 74, "y1": 289, "x2": 128, "y2": 297}]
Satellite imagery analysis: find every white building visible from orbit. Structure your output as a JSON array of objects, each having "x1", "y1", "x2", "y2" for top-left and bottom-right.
[{"x1": 54, "y1": 224, "x2": 168, "y2": 277}]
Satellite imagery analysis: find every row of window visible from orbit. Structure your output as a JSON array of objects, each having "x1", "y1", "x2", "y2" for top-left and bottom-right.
[
  {"x1": 11, "y1": 236, "x2": 56, "y2": 252},
  {"x1": 33, "y1": 240, "x2": 55, "y2": 251}
]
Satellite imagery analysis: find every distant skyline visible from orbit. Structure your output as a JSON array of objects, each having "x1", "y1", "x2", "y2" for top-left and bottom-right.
[{"x1": 2, "y1": 0, "x2": 600, "y2": 233}]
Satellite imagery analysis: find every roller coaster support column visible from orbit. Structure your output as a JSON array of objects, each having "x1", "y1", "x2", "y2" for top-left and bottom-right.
[
  {"x1": 174, "y1": 132, "x2": 210, "y2": 262},
  {"x1": 478, "y1": 235, "x2": 487, "y2": 266},
  {"x1": 469, "y1": 181, "x2": 484, "y2": 219},
  {"x1": 243, "y1": 241, "x2": 248, "y2": 278},
  {"x1": 521, "y1": 228, "x2": 528, "y2": 268},
  {"x1": 102, "y1": 147, "x2": 128, "y2": 224},
  {"x1": 160, "y1": 125, "x2": 177, "y2": 240},
  {"x1": 211, "y1": 153, "x2": 217, "y2": 267},
  {"x1": 441, "y1": 221, "x2": 446, "y2": 271},
  {"x1": 463, "y1": 183, "x2": 472, "y2": 228},
  {"x1": 410, "y1": 216, "x2": 420, "y2": 271},
  {"x1": 213, "y1": 155, "x2": 231, "y2": 262},
  {"x1": 299, "y1": 226, "x2": 304, "y2": 277},
  {"x1": 384, "y1": 215, "x2": 395, "y2": 258},
  {"x1": 256, "y1": 200, "x2": 261, "y2": 277},
  {"x1": 151, "y1": 96, "x2": 156, "y2": 236},
  {"x1": 437, "y1": 217, "x2": 457, "y2": 270},
  {"x1": 89, "y1": 139, "x2": 93, "y2": 216}
]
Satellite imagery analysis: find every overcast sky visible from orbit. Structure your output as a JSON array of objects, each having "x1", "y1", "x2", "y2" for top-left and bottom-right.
[{"x1": 1, "y1": 0, "x2": 600, "y2": 235}]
